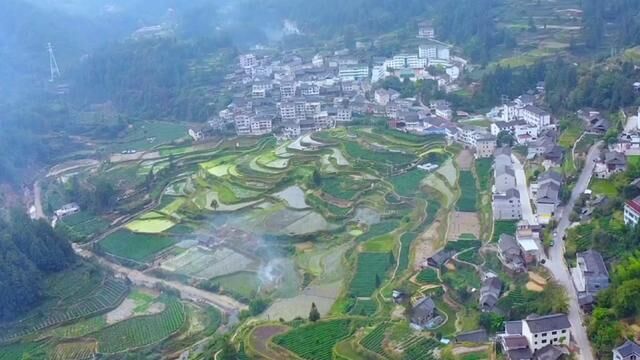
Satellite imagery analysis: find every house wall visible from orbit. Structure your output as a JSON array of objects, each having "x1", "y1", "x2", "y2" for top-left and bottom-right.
[{"x1": 523, "y1": 323, "x2": 570, "y2": 352}]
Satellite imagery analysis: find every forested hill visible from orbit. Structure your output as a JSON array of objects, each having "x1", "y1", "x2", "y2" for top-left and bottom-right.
[
  {"x1": 0, "y1": 213, "x2": 76, "y2": 323},
  {"x1": 71, "y1": 36, "x2": 236, "y2": 122}
]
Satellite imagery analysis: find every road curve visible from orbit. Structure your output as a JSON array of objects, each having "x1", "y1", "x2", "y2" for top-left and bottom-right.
[
  {"x1": 75, "y1": 247, "x2": 248, "y2": 314},
  {"x1": 544, "y1": 141, "x2": 602, "y2": 360}
]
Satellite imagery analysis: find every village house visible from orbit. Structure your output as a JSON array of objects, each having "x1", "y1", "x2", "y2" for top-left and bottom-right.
[
  {"x1": 479, "y1": 274, "x2": 502, "y2": 312},
  {"x1": 577, "y1": 108, "x2": 609, "y2": 134},
  {"x1": 516, "y1": 221, "x2": 542, "y2": 265},
  {"x1": 624, "y1": 195, "x2": 640, "y2": 227},
  {"x1": 522, "y1": 105, "x2": 552, "y2": 129},
  {"x1": 475, "y1": 134, "x2": 497, "y2": 158},
  {"x1": 535, "y1": 171, "x2": 563, "y2": 224},
  {"x1": 493, "y1": 189, "x2": 522, "y2": 220},
  {"x1": 594, "y1": 151, "x2": 627, "y2": 179},
  {"x1": 613, "y1": 340, "x2": 640, "y2": 360},
  {"x1": 54, "y1": 203, "x2": 80, "y2": 218},
  {"x1": 498, "y1": 234, "x2": 526, "y2": 273},
  {"x1": 499, "y1": 314, "x2": 571, "y2": 360},
  {"x1": 425, "y1": 249, "x2": 455, "y2": 268},
  {"x1": 410, "y1": 297, "x2": 438, "y2": 329},
  {"x1": 417, "y1": 20, "x2": 436, "y2": 39},
  {"x1": 571, "y1": 249, "x2": 609, "y2": 311}
]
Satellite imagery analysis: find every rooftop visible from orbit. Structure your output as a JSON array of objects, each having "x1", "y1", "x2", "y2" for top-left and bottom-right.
[{"x1": 525, "y1": 313, "x2": 570, "y2": 333}]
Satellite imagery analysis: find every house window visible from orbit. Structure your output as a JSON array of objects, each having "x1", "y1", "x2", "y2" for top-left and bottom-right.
[
  {"x1": 542, "y1": 339, "x2": 547, "y2": 344},
  {"x1": 552, "y1": 331, "x2": 557, "y2": 335},
  {"x1": 542, "y1": 332, "x2": 547, "y2": 336},
  {"x1": 534, "y1": 334, "x2": 538, "y2": 338},
  {"x1": 561, "y1": 329, "x2": 567, "y2": 334}
]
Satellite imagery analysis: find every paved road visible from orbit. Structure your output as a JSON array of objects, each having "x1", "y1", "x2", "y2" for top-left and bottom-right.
[
  {"x1": 75, "y1": 246, "x2": 247, "y2": 314},
  {"x1": 511, "y1": 155, "x2": 536, "y2": 225},
  {"x1": 544, "y1": 141, "x2": 602, "y2": 360}
]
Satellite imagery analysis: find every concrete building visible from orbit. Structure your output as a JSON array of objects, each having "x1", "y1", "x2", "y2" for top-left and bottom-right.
[
  {"x1": 239, "y1": 53, "x2": 257, "y2": 68},
  {"x1": 419, "y1": 44, "x2": 450, "y2": 61},
  {"x1": 280, "y1": 82, "x2": 296, "y2": 99},
  {"x1": 499, "y1": 314, "x2": 571, "y2": 358},
  {"x1": 613, "y1": 340, "x2": 640, "y2": 360},
  {"x1": 624, "y1": 195, "x2": 640, "y2": 226},
  {"x1": 493, "y1": 188, "x2": 522, "y2": 220},
  {"x1": 522, "y1": 105, "x2": 551, "y2": 129},
  {"x1": 338, "y1": 65, "x2": 370, "y2": 80},
  {"x1": 572, "y1": 250, "x2": 609, "y2": 307},
  {"x1": 594, "y1": 151, "x2": 627, "y2": 179},
  {"x1": 335, "y1": 107, "x2": 352, "y2": 123},
  {"x1": 536, "y1": 171, "x2": 562, "y2": 224},
  {"x1": 418, "y1": 20, "x2": 435, "y2": 39},
  {"x1": 475, "y1": 134, "x2": 497, "y2": 158}
]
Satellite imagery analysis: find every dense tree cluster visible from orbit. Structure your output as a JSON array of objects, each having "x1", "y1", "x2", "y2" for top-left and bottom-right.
[
  {"x1": 72, "y1": 37, "x2": 235, "y2": 122},
  {"x1": 434, "y1": 0, "x2": 514, "y2": 64},
  {"x1": 0, "y1": 212, "x2": 75, "y2": 322},
  {"x1": 583, "y1": 0, "x2": 640, "y2": 49}
]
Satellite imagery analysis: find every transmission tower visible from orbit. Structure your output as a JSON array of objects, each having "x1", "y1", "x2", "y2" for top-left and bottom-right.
[{"x1": 48, "y1": 42, "x2": 61, "y2": 82}]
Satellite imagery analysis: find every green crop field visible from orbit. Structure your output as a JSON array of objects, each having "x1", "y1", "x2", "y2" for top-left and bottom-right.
[
  {"x1": 94, "y1": 297, "x2": 186, "y2": 353},
  {"x1": 349, "y1": 299, "x2": 377, "y2": 316},
  {"x1": 349, "y1": 252, "x2": 394, "y2": 297},
  {"x1": 416, "y1": 268, "x2": 440, "y2": 284},
  {"x1": 456, "y1": 171, "x2": 478, "y2": 212},
  {"x1": 390, "y1": 169, "x2": 426, "y2": 197},
  {"x1": 344, "y1": 141, "x2": 416, "y2": 165},
  {"x1": 274, "y1": 319, "x2": 352, "y2": 360},
  {"x1": 590, "y1": 179, "x2": 619, "y2": 197},
  {"x1": 398, "y1": 232, "x2": 418, "y2": 272},
  {"x1": 492, "y1": 221, "x2": 518, "y2": 242},
  {"x1": 475, "y1": 158, "x2": 493, "y2": 193},
  {"x1": 100, "y1": 229, "x2": 176, "y2": 262},
  {"x1": 320, "y1": 176, "x2": 367, "y2": 200},
  {"x1": 360, "y1": 322, "x2": 391, "y2": 356},
  {"x1": 362, "y1": 234, "x2": 396, "y2": 252},
  {"x1": 59, "y1": 212, "x2": 110, "y2": 241},
  {"x1": 356, "y1": 220, "x2": 400, "y2": 243},
  {"x1": 403, "y1": 338, "x2": 441, "y2": 360},
  {"x1": 211, "y1": 271, "x2": 260, "y2": 299},
  {"x1": 1, "y1": 277, "x2": 128, "y2": 343}
]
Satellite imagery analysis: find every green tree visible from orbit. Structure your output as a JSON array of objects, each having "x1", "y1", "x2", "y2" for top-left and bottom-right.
[{"x1": 309, "y1": 302, "x2": 320, "y2": 322}]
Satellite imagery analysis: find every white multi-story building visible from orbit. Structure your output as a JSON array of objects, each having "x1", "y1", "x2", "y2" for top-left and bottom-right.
[
  {"x1": 280, "y1": 82, "x2": 296, "y2": 99},
  {"x1": 500, "y1": 314, "x2": 571, "y2": 359},
  {"x1": 624, "y1": 195, "x2": 640, "y2": 226},
  {"x1": 239, "y1": 53, "x2": 257, "y2": 69},
  {"x1": 419, "y1": 44, "x2": 450, "y2": 61},
  {"x1": 280, "y1": 102, "x2": 296, "y2": 121},
  {"x1": 522, "y1": 105, "x2": 551, "y2": 129},
  {"x1": 250, "y1": 116, "x2": 273, "y2": 135},
  {"x1": 234, "y1": 114, "x2": 252, "y2": 136},
  {"x1": 418, "y1": 21, "x2": 435, "y2": 39},
  {"x1": 520, "y1": 314, "x2": 571, "y2": 352},
  {"x1": 336, "y1": 107, "x2": 352, "y2": 123},
  {"x1": 384, "y1": 54, "x2": 428, "y2": 70},
  {"x1": 338, "y1": 65, "x2": 370, "y2": 80},
  {"x1": 372, "y1": 65, "x2": 387, "y2": 83}
]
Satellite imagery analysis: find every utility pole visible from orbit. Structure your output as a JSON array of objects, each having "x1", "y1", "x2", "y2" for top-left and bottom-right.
[{"x1": 48, "y1": 42, "x2": 61, "y2": 82}]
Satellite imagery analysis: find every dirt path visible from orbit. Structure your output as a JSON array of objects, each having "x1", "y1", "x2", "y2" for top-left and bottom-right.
[
  {"x1": 32, "y1": 181, "x2": 46, "y2": 220},
  {"x1": 452, "y1": 345, "x2": 489, "y2": 356},
  {"x1": 74, "y1": 247, "x2": 247, "y2": 314}
]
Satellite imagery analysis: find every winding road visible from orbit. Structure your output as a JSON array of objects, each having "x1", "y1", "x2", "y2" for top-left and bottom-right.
[{"x1": 544, "y1": 141, "x2": 602, "y2": 360}]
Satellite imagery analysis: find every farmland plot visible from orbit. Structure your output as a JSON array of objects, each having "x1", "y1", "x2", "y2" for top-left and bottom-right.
[
  {"x1": 94, "y1": 298, "x2": 186, "y2": 353},
  {"x1": 456, "y1": 171, "x2": 478, "y2": 212},
  {"x1": 349, "y1": 252, "x2": 394, "y2": 297},
  {"x1": 161, "y1": 246, "x2": 257, "y2": 280},
  {"x1": 274, "y1": 319, "x2": 352, "y2": 360}
]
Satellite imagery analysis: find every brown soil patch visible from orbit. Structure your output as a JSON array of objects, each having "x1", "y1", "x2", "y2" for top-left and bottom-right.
[
  {"x1": 294, "y1": 242, "x2": 314, "y2": 252},
  {"x1": 452, "y1": 345, "x2": 489, "y2": 356},
  {"x1": 445, "y1": 262, "x2": 457, "y2": 271},
  {"x1": 456, "y1": 149, "x2": 474, "y2": 170},
  {"x1": 447, "y1": 212, "x2": 481, "y2": 241},
  {"x1": 528, "y1": 272, "x2": 548, "y2": 286},
  {"x1": 317, "y1": 191, "x2": 352, "y2": 208},
  {"x1": 248, "y1": 324, "x2": 292, "y2": 359},
  {"x1": 526, "y1": 282, "x2": 545, "y2": 292},
  {"x1": 414, "y1": 220, "x2": 442, "y2": 270}
]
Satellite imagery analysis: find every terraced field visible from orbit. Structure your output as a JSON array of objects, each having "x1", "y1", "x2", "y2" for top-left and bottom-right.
[
  {"x1": 94, "y1": 297, "x2": 186, "y2": 353},
  {"x1": 274, "y1": 319, "x2": 353, "y2": 360}
]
